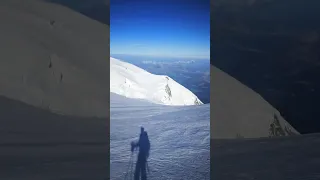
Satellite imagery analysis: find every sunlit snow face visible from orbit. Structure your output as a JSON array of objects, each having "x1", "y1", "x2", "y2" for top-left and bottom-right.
[{"x1": 110, "y1": 57, "x2": 204, "y2": 106}]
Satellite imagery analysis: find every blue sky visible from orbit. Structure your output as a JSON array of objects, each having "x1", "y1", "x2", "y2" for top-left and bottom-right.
[{"x1": 110, "y1": 0, "x2": 210, "y2": 59}]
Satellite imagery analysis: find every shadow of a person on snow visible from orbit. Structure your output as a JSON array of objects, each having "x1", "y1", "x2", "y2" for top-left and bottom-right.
[{"x1": 131, "y1": 127, "x2": 150, "y2": 180}]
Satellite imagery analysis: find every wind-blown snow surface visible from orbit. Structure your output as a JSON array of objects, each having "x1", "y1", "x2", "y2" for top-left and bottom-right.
[
  {"x1": 110, "y1": 57, "x2": 203, "y2": 106},
  {"x1": 110, "y1": 93, "x2": 210, "y2": 180}
]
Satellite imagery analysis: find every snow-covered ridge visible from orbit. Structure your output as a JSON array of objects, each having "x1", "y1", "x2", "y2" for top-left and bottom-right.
[{"x1": 110, "y1": 57, "x2": 203, "y2": 106}]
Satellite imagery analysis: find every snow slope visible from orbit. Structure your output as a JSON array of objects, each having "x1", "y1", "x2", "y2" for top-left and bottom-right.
[
  {"x1": 0, "y1": 96, "x2": 109, "y2": 180},
  {"x1": 211, "y1": 133, "x2": 320, "y2": 180},
  {"x1": 110, "y1": 92, "x2": 210, "y2": 180},
  {"x1": 211, "y1": 65, "x2": 300, "y2": 139},
  {"x1": 110, "y1": 57, "x2": 203, "y2": 106},
  {"x1": 0, "y1": 0, "x2": 109, "y2": 117}
]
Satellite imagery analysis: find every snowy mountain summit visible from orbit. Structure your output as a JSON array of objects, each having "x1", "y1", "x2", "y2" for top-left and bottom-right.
[{"x1": 110, "y1": 57, "x2": 203, "y2": 106}]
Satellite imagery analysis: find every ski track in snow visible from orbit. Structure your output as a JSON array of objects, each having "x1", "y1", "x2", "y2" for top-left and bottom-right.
[{"x1": 110, "y1": 93, "x2": 210, "y2": 180}]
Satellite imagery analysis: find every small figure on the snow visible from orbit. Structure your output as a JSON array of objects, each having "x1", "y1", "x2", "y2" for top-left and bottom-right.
[{"x1": 131, "y1": 126, "x2": 150, "y2": 180}]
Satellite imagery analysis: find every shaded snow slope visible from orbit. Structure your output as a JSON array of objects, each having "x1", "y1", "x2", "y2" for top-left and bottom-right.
[
  {"x1": 211, "y1": 65, "x2": 299, "y2": 139},
  {"x1": 110, "y1": 93, "x2": 210, "y2": 180},
  {"x1": 0, "y1": 95, "x2": 109, "y2": 180},
  {"x1": 0, "y1": 0, "x2": 109, "y2": 117},
  {"x1": 110, "y1": 57, "x2": 203, "y2": 106},
  {"x1": 211, "y1": 133, "x2": 320, "y2": 180}
]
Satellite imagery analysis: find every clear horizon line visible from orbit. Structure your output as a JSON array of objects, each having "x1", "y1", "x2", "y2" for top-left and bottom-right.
[{"x1": 110, "y1": 53, "x2": 210, "y2": 60}]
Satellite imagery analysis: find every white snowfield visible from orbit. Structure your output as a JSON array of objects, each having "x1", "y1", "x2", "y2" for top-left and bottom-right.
[
  {"x1": 110, "y1": 57, "x2": 203, "y2": 106},
  {"x1": 110, "y1": 59, "x2": 209, "y2": 179},
  {"x1": 110, "y1": 93, "x2": 210, "y2": 180}
]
